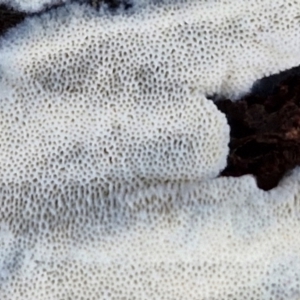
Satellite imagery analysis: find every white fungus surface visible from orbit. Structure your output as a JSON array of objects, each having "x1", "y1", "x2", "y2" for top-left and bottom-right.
[
  {"x1": 0, "y1": 88, "x2": 229, "y2": 202},
  {"x1": 1, "y1": 169, "x2": 300, "y2": 299},
  {"x1": 1, "y1": 0, "x2": 300, "y2": 99},
  {"x1": 1, "y1": 0, "x2": 300, "y2": 299},
  {"x1": 0, "y1": 1, "x2": 235, "y2": 190}
]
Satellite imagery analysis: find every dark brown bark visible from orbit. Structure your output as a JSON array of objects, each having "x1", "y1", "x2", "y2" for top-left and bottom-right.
[{"x1": 217, "y1": 68, "x2": 300, "y2": 190}]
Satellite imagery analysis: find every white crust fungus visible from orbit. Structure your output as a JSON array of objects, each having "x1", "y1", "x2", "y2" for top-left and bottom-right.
[
  {"x1": 0, "y1": 1, "x2": 234, "y2": 190},
  {"x1": 0, "y1": 88, "x2": 229, "y2": 197},
  {"x1": 1, "y1": 0, "x2": 300, "y2": 98},
  {"x1": 1, "y1": 169, "x2": 300, "y2": 299},
  {"x1": 1, "y1": 0, "x2": 300, "y2": 299}
]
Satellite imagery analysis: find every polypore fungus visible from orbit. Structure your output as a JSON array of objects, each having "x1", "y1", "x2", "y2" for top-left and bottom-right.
[
  {"x1": 1, "y1": 0, "x2": 300, "y2": 100},
  {"x1": 0, "y1": 87, "x2": 229, "y2": 210},
  {"x1": 1, "y1": 168, "x2": 300, "y2": 299},
  {"x1": 1, "y1": 0, "x2": 300, "y2": 299}
]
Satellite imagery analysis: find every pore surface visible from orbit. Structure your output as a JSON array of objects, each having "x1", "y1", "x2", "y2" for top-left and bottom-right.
[
  {"x1": 1, "y1": 169, "x2": 300, "y2": 299},
  {"x1": 1, "y1": 0, "x2": 300, "y2": 99},
  {"x1": 1, "y1": 1, "x2": 300, "y2": 299}
]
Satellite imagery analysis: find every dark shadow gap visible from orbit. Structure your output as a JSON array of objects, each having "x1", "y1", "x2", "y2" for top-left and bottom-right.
[{"x1": 216, "y1": 66, "x2": 300, "y2": 190}]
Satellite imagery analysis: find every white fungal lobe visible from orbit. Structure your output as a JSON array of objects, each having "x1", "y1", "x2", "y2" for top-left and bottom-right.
[
  {"x1": 0, "y1": 0, "x2": 237, "y2": 189},
  {"x1": 0, "y1": 0, "x2": 300, "y2": 299},
  {"x1": 1, "y1": 0, "x2": 300, "y2": 99},
  {"x1": 0, "y1": 91, "x2": 229, "y2": 187},
  {"x1": 1, "y1": 170, "x2": 300, "y2": 299}
]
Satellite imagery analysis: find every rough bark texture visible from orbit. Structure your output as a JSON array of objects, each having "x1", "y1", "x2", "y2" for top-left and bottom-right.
[{"x1": 217, "y1": 67, "x2": 300, "y2": 190}]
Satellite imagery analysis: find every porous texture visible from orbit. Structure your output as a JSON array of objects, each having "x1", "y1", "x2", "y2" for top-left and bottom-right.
[
  {"x1": 1, "y1": 1, "x2": 300, "y2": 299},
  {"x1": 1, "y1": 0, "x2": 300, "y2": 99},
  {"x1": 1, "y1": 169, "x2": 300, "y2": 299},
  {"x1": 0, "y1": 2, "x2": 231, "y2": 191},
  {"x1": 0, "y1": 79, "x2": 229, "y2": 189},
  {"x1": 0, "y1": 1, "x2": 231, "y2": 296}
]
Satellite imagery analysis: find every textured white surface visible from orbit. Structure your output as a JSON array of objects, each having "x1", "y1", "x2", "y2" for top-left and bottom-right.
[
  {"x1": 0, "y1": 1, "x2": 235, "y2": 189},
  {"x1": 1, "y1": 0, "x2": 300, "y2": 299},
  {"x1": 1, "y1": 0, "x2": 300, "y2": 99},
  {"x1": 1, "y1": 170, "x2": 300, "y2": 299},
  {"x1": 0, "y1": 88, "x2": 229, "y2": 199}
]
